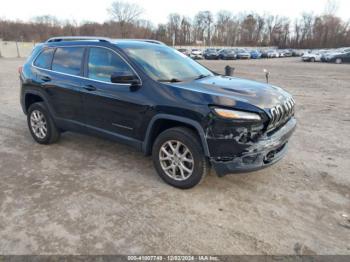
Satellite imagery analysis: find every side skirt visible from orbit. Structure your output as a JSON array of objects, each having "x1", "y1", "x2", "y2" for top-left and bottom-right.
[{"x1": 55, "y1": 118, "x2": 143, "y2": 151}]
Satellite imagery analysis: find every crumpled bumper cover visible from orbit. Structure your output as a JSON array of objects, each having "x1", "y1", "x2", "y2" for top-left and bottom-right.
[{"x1": 211, "y1": 117, "x2": 297, "y2": 176}]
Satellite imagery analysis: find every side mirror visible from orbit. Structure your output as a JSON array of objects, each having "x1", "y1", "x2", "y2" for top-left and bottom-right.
[{"x1": 111, "y1": 72, "x2": 140, "y2": 85}]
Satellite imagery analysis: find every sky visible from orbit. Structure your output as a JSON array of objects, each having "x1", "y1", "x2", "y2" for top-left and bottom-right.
[{"x1": 1, "y1": 0, "x2": 349, "y2": 25}]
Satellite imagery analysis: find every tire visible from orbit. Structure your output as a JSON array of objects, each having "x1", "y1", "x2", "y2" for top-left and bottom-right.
[
  {"x1": 310, "y1": 57, "x2": 315, "y2": 62},
  {"x1": 335, "y1": 58, "x2": 342, "y2": 64},
  {"x1": 152, "y1": 127, "x2": 209, "y2": 189},
  {"x1": 27, "y1": 102, "x2": 60, "y2": 144}
]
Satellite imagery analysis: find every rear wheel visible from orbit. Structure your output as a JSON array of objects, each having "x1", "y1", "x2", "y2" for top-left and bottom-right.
[
  {"x1": 152, "y1": 127, "x2": 209, "y2": 189},
  {"x1": 27, "y1": 102, "x2": 60, "y2": 144},
  {"x1": 310, "y1": 57, "x2": 315, "y2": 62},
  {"x1": 335, "y1": 58, "x2": 342, "y2": 64}
]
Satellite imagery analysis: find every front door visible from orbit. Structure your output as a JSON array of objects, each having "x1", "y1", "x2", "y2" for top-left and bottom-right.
[{"x1": 81, "y1": 47, "x2": 146, "y2": 139}]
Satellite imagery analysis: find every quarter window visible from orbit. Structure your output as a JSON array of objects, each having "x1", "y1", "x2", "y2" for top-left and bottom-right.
[
  {"x1": 87, "y1": 47, "x2": 134, "y2": 83},
  {"x1": 52, "y1": 47, "x2": 84, "y2": 76},
  {"x1": 34, "y1": 48, "x2": 54, "y2": 69}
]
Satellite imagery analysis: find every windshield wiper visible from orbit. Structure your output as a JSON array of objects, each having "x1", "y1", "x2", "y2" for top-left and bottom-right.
[
  {"x1": 194, "y1": 74, "x2": 211, "y2": 80},
  {"x1": 157, "y1": 78, "x2": 182, "y2": 83}
]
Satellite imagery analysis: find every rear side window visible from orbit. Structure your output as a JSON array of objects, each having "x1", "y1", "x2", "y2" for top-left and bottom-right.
[
  {"x1": 34, "y1": 48, "x2": 54, "y2": 69},
  {"x1": 52, "y1": 47, "x2": 84, "y2": 76},
  {"x1": 87, "y1": 47, "x2": 134, "y2": 83}
]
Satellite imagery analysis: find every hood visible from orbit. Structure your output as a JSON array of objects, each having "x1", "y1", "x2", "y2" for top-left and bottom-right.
[{"x1": 171, "y1": 75, "x2": 292, "y2": 111}]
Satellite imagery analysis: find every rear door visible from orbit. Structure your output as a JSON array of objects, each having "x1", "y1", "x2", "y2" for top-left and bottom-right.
[{"x1": 44, "y1": 46, "x2": 85, "y2": 122}]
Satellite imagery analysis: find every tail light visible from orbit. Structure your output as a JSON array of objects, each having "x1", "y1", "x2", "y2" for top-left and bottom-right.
[{"x1": 18, "y1": 66, "x2": 23, "y2": 74}]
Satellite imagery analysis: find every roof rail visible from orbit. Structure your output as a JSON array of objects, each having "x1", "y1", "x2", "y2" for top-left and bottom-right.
[
  {"x1": 113, "y1": 39, "x2": 166, "y2": 45},
  {"x1": 46, "y1": 36, "x2": 166, "y2": 45},
  {"x1": 46, "y1": 36, "x2": 111, "y2": 43},
  {"x1": 142, "y1": 39, "x2": 165, "y2": 45}
]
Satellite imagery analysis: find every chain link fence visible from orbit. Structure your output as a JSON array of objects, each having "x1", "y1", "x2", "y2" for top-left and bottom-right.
[
  {"x1": 0, "y1": 40, "x2": 36, "y2": 58},
  {"x1": 0, "y1": 40, "x2": 278, "y2": 58}
]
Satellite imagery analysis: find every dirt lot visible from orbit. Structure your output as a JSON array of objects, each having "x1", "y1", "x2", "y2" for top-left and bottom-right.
[{"x1": 0, "y1": 57, "x2": 349, "y2": 255}]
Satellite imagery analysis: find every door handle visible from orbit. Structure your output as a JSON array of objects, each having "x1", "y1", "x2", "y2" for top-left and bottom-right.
[
  {"x1": 41, "y1": 76, "x2": 51, "y2": 82},
  {"x1": 83, "y1": 84, "x2": 97, "y2": 91}
]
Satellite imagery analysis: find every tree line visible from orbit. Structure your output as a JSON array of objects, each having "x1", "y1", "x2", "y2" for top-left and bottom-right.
[{"x1": 0, "y1": 0, "x2": 349, "y2": 49}]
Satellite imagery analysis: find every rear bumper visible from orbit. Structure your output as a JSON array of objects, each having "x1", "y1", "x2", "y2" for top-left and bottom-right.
[
  {"x1": 211, "y1": 117, "x2": 296, "y2": 176},
  {"x1": 190, "y1": 54, "x2": 203, "y2": 59},
  {"x1": 205, "y1": 55, "x2": 218, "y2": 59}
]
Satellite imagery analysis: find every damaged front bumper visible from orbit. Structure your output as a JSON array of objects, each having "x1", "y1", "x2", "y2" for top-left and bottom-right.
[{"x1": 210, "y1": 117, "x2": 297, "y2": 176}]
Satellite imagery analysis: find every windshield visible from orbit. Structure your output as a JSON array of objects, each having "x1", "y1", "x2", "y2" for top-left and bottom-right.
[{"x1": 121, "y1": 44, "x2": 213, "y2": 82}]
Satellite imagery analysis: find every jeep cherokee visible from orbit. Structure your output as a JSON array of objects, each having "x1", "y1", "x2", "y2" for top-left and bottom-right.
[{"x1": 20, "y1": 36, "x2": 296, "y2": 189}]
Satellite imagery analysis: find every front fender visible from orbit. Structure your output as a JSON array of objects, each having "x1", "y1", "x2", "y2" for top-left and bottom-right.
[{"x1": 142, "y1": 114, "x2": 210, "y2": 157}]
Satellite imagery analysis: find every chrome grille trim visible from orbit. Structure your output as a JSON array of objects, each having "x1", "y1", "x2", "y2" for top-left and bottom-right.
[{"x1": 269, "y1": 97, "x2": 295, "y2": 129}]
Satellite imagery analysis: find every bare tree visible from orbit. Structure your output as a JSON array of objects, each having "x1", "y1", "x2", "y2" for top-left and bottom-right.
[
  {"x1": 193, "y1": 12, "x2": 206, "y2": 43},
  {"x1": 108, "y1": 1, "x2": 144, "y2": 37},
  {"x1": 215, "y1": 11, "x2": 231, "y2": 43},
  {"x1": 324, "y1": 0, "x2": 339, "y2": 16},
  {"x1": 167, "y1": 13, "x2": 181, "y2": 45},
  {"x1": 240, "y1": 14, "x2": 258, "y2": 45},
  {"x1": 1, "y1": 4, "x2": 349, "y2": 48},
  {"x1": 192, "y1": 11, "x2": 213, "y2": 45},
  {"x1": 203, "y1": 11, "x2": 214, "y2": 45},
  {"x1": 180, "y1": 16, "x2": 192, "y2": 44}
]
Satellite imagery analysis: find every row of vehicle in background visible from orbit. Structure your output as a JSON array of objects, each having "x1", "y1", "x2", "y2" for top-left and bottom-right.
[
  {"x1": 301, "y1": 47, "x2": 350, "y2": 64},
  {"x1": 177, "y1": 47, "x2": 299, "y2": 60}
]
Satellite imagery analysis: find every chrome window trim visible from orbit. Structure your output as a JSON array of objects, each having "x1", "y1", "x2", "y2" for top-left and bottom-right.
[{"x1": 31, "y1": 45, "x2": 142, "y2": 86}]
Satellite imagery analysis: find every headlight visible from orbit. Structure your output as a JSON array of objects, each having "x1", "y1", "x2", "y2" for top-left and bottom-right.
[{"x1": 213, "y1": 108, "x2": 261, "y2": 121}]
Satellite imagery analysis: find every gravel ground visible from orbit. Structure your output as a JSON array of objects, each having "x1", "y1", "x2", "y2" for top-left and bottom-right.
[{"x1": 0, "y1": 57, "x2": 349, "y2": 255}]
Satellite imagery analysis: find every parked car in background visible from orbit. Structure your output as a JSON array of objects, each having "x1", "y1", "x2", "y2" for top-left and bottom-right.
[
  {"x1": 218, "y1": 49, "x2": 237, "y2": 60},
  {"x1": 267, "y1": 50, "x2": 279, "y2": 58},
  {"x1": 250, "y1": 50, "x2": 262, "y2": 59},
  {"x1": 324, "y1": 51, "x2": 350, "y2": 64},
  {"x1": 337, "y1": 47, "x2": 350, "y2": 53},
  {"x1": 203, "y1": 48, "x2": 219, "y2": 60},
  {"x1": 321, "y1": 49, "x2": 343, "y2": 62},
  {"x1": 235, "y1": 48, "x2": 251, "y2": 59},
  {"x1": 279, "y1": 49, "x2": 293, "y2": 57},
  {"x1": 177, "y1": 48, "x2": 190, "y2": 56},
  {"x1": 260, "y1": 50, "x2": 269, "y2": 58},
  {"x1": 302, "y1": 51, "x2": 317, "y2": 62},
  {"x1": 190, "y1": 48, "x2": 203, "y2": 60},
  {"x1": 302, "y1": 50, "x2": 327, "y2": 62},
  {"x1": 292, "y1": 49, "x2": 305, "y2": 57}
]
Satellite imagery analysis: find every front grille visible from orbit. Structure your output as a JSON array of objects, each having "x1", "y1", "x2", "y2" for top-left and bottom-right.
[{"x1": 268, "y1": 97, "x2": 295, "y2": 130}]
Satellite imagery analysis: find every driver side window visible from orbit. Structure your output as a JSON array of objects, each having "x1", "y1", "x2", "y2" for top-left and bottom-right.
[{"x1": 87, "y1": 47, "x2": 134, "y2": 83}]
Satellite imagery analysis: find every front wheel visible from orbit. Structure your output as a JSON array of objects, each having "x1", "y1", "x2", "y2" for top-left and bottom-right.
[{"x1": 152, "y1": 127, "x2": 209, "y2": 189}]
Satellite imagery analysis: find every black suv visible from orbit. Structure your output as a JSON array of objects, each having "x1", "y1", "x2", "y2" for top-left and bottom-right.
[{"x1": 20, "y1": 37, "x2": 296, "y2": 189}]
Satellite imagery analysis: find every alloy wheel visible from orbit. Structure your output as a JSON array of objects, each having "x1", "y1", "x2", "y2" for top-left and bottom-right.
[
  {"x1": 159, "y1": 140, "x2": 194, "y2": 181},
  {"x1": 30, "y1": 110, "x2": 47, "y2": 139}
]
